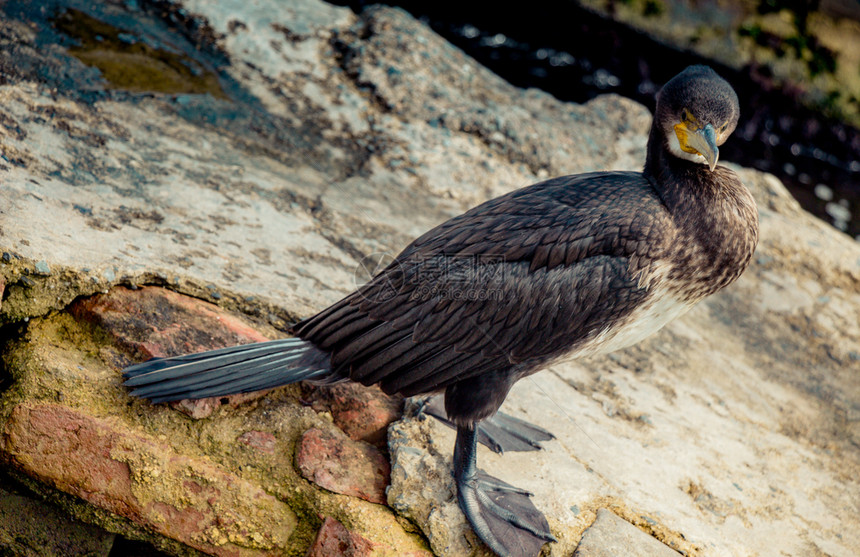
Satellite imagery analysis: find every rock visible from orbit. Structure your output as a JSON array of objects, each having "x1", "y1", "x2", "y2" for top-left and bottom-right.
[
  {"x1": 296, "y1": 427, "x2": 390, "y2": 505},
  {"x1": 2, "y1": 402, "x2": 297, "y2": 556},
  {"x1": 307, "y1": 516, "x2": 434, "y2": 557},
  {"x1": 237, "y1": 430, "x2": 276, "y2": 454},
  {"x1": 71, "y1": 286, "x2": 278, "y2": 418},
  {"x1": 0, "y1": 478, "x2": 116, "y2": 557},
  {"x1": 573, "y1": 509, "x2": 681, "y2": 557},
  {"x1": 71, "y1": 286, "x2": 272, "y2": 360},
  {"x1": 302, "y1": 382, "x2": 403, "y2": 448},
  {"x1": 387, "y1": 413, "x2": 489, "y2": 557},
  {"x1": 0, "y1": 0, "x2": 857, "y2": 556},
  {"x1": 306, "y1": 517, "x2": 376, "y2": 557},
  {"x1": 0, "y1": 299, "x2": 427, "y2": 554}
]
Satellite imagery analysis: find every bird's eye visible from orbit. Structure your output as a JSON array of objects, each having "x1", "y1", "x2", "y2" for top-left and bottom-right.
[
  {"x1": 720, "y1": 123, "x2": 729, "y2": 133},
  {"x1": 681, "y1": 109, "x2": 690, "y2": 121}
]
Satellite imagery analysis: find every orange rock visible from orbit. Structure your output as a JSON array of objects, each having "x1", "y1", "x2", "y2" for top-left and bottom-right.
[
  {"x1": 306, "y1": 517, "x2": 377, "y2": 557},
  {"x1": 72, "y1": 286, "x2": 274, "y2": 418},
  {"x1": 71, "y1": 286, "x2": 269, "y2": 360},
  {"x1": 296, "y1": 427, "x2": 390, "y2": 505},
  {"x1": 2, "y1": 402, "x2": 296, "y2": 556},
  {"x1": 302, "y1": 382, "x2": 402, "y2": 448}
]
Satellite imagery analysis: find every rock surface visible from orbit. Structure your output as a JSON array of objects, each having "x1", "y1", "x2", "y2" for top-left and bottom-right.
[
  {"x1": 0, "y1": 1, "x2": 858, "y2": 557},
  {"x1": 1, "y1": 282, "x2": 428, "y2": 555},
  {"x1": 71, "y1": 285, "x2": 277, "y2": 419},
  {"x1": 301, "y1": 381, "x2": 403, "y2": 449},
  {"x1": 0, "y1": 477, "x2": 116, "y2": 557},
  {"x1": 306, "y1": 516, "x2": 433, "y2": 557},
  {"x1": 296, "y1": 426, "x2": 390, "y2": 505},
  {"x1": 4, "y1": 402, "x2": 298, "y2": 556},
  {"x1": 306, "y1": 517, "x2": 377, "y2": 557},
  {"x1": 573, "y1": 508, "x2": 681, "y2": 557}
]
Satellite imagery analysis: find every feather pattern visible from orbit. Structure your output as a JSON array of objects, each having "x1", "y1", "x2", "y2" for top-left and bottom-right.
[
  {"x1": 292, "y1": 171, "x2": 686, "y2": 396},
  {"x1": 126, "y1": 165, "x2": 756, "y2": 423}
]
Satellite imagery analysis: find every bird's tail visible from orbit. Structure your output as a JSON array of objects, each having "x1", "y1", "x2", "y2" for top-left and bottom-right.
[{"x1": 122, "y1": 337, "x2": 336, "y2": 403}]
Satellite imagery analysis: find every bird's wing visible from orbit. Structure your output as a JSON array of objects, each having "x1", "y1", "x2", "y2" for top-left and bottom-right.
[{"x1": 292, "y1": 172, "x2": 676, "y2": 396}]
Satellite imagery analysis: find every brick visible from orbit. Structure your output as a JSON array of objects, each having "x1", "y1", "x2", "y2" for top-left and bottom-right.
[
  {"x1": 302, "y1": 382, "x2": 402, "y2": 448},
  {"x1": 296, "y1": 427, "x2": 390, "y2": 505},
  {"x1": 2, "y1": 403, "x2": 296, "y2": 556}
]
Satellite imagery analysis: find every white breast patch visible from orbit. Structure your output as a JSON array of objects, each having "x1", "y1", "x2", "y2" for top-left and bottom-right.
[{"x1": 573, "y1": 292, "x2": 694, "y2": 360}]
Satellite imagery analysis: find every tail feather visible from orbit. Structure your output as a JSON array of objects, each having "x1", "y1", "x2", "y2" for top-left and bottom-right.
[
  {"x1": 122, "y1": 338, "x2": 334, "y2": 403},
  {"x1": 123, "y1": 338, "x2": 305, "y2": 381},
  {"x1": 128, "y1": 351, "x2": 307, "y2": 400}
]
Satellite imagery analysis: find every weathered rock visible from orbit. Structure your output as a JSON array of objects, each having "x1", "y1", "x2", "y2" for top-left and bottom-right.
[
  {"x1": 296, "y1": 427, "x2": 390, "y2": 505},
  {"x1": 71, "y1": 286, "x2": 272, "y2": 360},
  {"x1": 0, "y1": 300, "x2": 428, "y2": 555},
  {"x1": 237, "y1": 431, "x2": 276, "y2": 455},
  {"x1": 2, "y1": 402, "x2": 297, "y2": 556},
  {"x1": 306, "y1": 516, "x2": 434, "y2": 557},
  {"x1": 0, "y1": 479, "x2": 116, "y2": 557},
  {"x1": 306, "y1": 516, "x2": 376, "y2": 557},
  {"x1": 71, "y1": 286, "x2": 277, "y2": 418},
  {"x1": 0, "y1": 1, "x2": 650, "y2": 327},
  {"x1": 302, "y1": 382, "x2": 403, "y2": 448},
  {"x1": 573, "y1": 508, "x2": 681, "y2": 557},
  {"x1": 387, "y1": 413, "x2": 489, "y2": 557}
]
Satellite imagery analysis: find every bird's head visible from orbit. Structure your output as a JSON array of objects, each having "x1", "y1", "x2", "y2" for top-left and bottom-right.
[{"x1": 655, "y1": 65, "x2": 740, "y2": 172}]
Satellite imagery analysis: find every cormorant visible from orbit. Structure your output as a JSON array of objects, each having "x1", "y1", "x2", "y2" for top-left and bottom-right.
[{"x1": 122, "y1": 65, "x2": 758, "y2": 557}]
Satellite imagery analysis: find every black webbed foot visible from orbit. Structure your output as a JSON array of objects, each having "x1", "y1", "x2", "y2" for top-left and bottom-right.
[
  {"x1": 477, "y1": 411, "x2": 555, "y2": 454},
  {"x1": 421, "y1": 396, "x2": 554, "y2": 454},
  {"x1": 454, "y1": 426, "x2": 555, "y2": 557}
]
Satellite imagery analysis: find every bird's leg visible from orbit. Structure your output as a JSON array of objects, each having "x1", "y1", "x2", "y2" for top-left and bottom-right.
[
  {"x1": 453, "y1": 425, "x2": 556, "y2": 557},
  {"x1": 423, "y1": 396, "x2": 554, "y2": 454}
]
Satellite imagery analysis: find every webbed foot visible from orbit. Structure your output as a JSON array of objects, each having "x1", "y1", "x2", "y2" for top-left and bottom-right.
[
  {"x1": 454, "y1": 426, "x2": 555, "y2": 556},
  {"x1": 422, "y1": 396, "x2": 554, "y2": 453}
]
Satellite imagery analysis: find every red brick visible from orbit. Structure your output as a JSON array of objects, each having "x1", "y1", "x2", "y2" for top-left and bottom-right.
[
  {"x1": 306, "y1": 517, "x2": 434, "y2": 557},
  {"x1": 238, "y1": 430, "x2": 276, "y2": 454},
  {"x1": 302, "y1": 382, "x2": 402, "y2": 448},
  {"x1": 72, "y1": 286, "x2": 275, "y2": 418},
  {"x1": 306, "y1": 517, "x2": 377, "y2": 557},
  {"x1": 2, "y1": 403, "x2": 295, "y2": 555},
  {"x1": 296, "y1": 427, "x2": 390, "y2": 505},
  {"x1": 71, "y1": 286, "x2": 270, "y2": 360}
]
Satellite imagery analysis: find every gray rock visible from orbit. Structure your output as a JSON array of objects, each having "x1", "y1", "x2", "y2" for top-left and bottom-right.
[
  {"x1": 388, "y1": 410, "x2": 488, "y2": 556},
  {"x1": 0, "y1": 481, "x2": 116, "y2": 557},
  {"x1": 573, "y1": 509, "x2": 681, "y2": 557}
]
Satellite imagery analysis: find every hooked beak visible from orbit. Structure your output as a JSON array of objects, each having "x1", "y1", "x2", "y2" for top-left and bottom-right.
[
  {"x1": 685, "y1": 123, "x2": 719, "y2": 171},
  {"x1": 674, "y1": 120, "x2": 720, "y2": 171}
]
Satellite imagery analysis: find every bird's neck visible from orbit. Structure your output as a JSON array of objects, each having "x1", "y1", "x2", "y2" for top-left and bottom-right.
[
  {"x1": 643, "y1": 123, "x2": 759, "y2": 300},
  {"x1": 643, "y1": 123, "x2": 667, "y2": 180},
  {"x1": 644, "y1": 124, "x2": 718, "y2": 209}
]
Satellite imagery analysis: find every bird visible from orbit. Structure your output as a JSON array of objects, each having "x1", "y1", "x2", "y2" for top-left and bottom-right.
[{"x1": 122, "y1": 65, "x2": 758, "y2": 557}]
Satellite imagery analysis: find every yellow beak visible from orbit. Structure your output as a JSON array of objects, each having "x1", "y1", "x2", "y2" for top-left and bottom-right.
[{"x1": 674, "y1": 122, "x2": 719, "y2": 171}]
